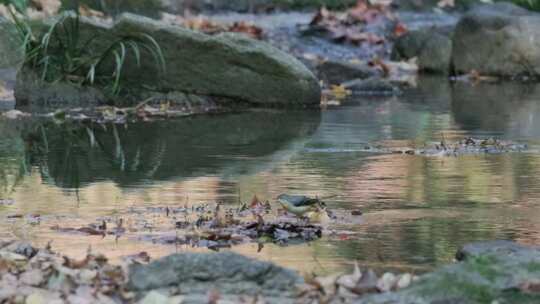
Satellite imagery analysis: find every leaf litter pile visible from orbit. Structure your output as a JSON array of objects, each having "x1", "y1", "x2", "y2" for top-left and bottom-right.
[
  {"x1": 46, "y1": 195, "x2": 362, "y2": 251},
  {"x1": 298, "y1": 263, "x2": 419, "y2": 303},
  {"x1": 161, "y1": 13, "x2": 264, "y2": 40},
  {"x1": 306, "y1": 0, "x2": 407, "y2": 46},
  {"x1": 0, "y1": 240, "x2": 133, "y2": 303},
  {"x1": 1, "y1": 97, "x2": 230, "y2": 124},
  {"x1": 0, "y1": 239, "x2": 420, "y2": 303},
  {"x1": 362, "y1": 137, "x2": 529, "y2": 156}
]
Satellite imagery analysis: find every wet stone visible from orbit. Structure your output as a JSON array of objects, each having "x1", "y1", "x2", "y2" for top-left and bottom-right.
[
  {"x1": 342, "y1": 77, "x2": 402, "y2": 96},
  {"x1": 317, "y1": 60, "x2": 380, "y2": 85},
  {"x1": 128, "y1": 252, "x2": 302, "y2": 298}
]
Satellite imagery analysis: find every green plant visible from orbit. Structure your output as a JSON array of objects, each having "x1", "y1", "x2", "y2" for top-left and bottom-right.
[
  {"x1": 0, "y1": 0, "x2": 27, "y2": 13},
  {"x1": 3, "y1": 0, "x2": 166, "y2": 96},
  {"x1": 512, "y1": 0, "x2": 540, "y2": 11},
  {"x1": 28, "y1": 13, "x2": 165, "y2": 95}
]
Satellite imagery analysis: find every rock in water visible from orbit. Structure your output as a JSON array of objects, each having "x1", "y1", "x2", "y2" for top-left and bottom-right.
[
  {"x1": 128, "y1": 252, "x2": 302, "y2": 298},
  {"x1": 317, "y1": 60, "x2": 379, "y2": 85},
  {"x1": 392, "y1": 27, "x2": 453, "y2": 74},
  {"x1": 452, "y1": 3, "x2": 540, "y2": 78},
  {"x1": 15, "y1": 13, "x2": 321, "y2": 107}
]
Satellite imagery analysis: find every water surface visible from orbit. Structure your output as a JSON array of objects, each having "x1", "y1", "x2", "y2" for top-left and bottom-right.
[{"x1": 1, "y1": 78, "x2": 540, "y2": 275}]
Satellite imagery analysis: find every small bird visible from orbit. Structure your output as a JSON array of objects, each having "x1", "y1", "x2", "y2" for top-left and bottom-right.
[{"x1": 277, "y1": 194, "x2": 323, "y2": 218}]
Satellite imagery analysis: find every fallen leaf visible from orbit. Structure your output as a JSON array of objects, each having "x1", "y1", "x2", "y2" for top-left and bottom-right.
[
  {"x1": 393, "y1": 22, "x2": 408, "y2": 37},
  {"x1": 519, "y1": 280, "x2": 540, "y2": 294},
  {"x1": 377, "y1": 272, "x2": 397, "y2": 292},
  {"x1": 330, "y1": 85, "x2": 352, "y2": 99}
]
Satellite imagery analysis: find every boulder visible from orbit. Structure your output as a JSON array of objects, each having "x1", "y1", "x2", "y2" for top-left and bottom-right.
[
  {"x1": 452, "y1": 2, "x2": 540, "y2": 77},
  {"x1": 0, "y1": 17, "x2": 24, "y2": 69},
  {"x1": 317, "y1": 60, "x2": 380, "y2": 85},
  {"x1": 392, "y1": 27, "x2": 453, "y2": 74},
  {"x1": 128, "y1": 252, "x2": 302, "y2": 299},
  {"x1": 358, "y1": 241, "x2": 540, "y2": 303},
  {"x1": 114, "y1": 14, "x2": 320, "y2": 106},
  {"x1": 15, "y1": 13, "x2": 321, "y2": 107},
  {"x1": 15, "y1": 67, "x2": 105, "y2": 108}
]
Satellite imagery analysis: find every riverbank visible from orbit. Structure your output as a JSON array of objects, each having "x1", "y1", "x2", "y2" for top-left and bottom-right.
[{"x1": 0, "y1": 240, "x2": 538, "y2": 303}]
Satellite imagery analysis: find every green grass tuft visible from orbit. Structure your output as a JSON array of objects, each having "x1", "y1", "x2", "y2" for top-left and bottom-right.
[{"x1": 3, "y1": 0, "x2": 166, "y2": 97}]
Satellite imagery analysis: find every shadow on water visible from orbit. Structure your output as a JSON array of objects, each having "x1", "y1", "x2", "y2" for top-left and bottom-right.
[{"x1": 9, "y1": 110, "x2": 322, "y2": 190}]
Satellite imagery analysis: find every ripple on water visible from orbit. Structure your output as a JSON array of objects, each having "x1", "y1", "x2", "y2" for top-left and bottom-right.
[{"x1": 2, "y1": 80, "x2": 540, "y2": 273}]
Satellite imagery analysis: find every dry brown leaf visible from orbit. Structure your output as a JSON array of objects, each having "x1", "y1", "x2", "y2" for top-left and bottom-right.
[
  {"x1": 162, "y1": 13, "x2": 263, "y2": 39},
  {"x1": 519, "y1": 280, "x2": 540, "y2": 294},
  {"x1": 393, "y1": 22, "x2": 408, "y2": 37}
]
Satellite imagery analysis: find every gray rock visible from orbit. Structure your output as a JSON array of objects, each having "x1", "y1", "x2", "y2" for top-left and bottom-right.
[
  {"x1": 15, "y1": 67, "x2": 105, "y2": 108},
  {"x1": 456, "y1": 240, "x2": 540, "y2": 261},
  {"x1": 0, "y1": 17, "x2": 24, "y2": 69},
  {"x1": 318, "y1": 60, "x2": 379, "y2": 85},
  {"x1": 128, "y1": 252, "x2": 302, "y2": 299},
  {"x1": 114, "y1": 14, "x2": 320, "y2": 105},
  {"x1": 452, "y1": 3, "x2": 540, "y2": 77},
  {"x1": 356, "y1": 241, "x2": 540, "y2": 304},
  {"x1": 16, "y1": 13, "x2": 320, "y2": 107},
  {"x1": 342, "y1": 77, "x2": 401, "y2": 96},
  {"x1": 392, "y1": 27, "x2": 453, "y2": 74},
  {"x1": 0, "y1": 241, "x2": 38, "y2": 259}
]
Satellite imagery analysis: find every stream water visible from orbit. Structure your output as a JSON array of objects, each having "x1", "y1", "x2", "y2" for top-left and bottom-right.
[{"x1": 1, "y1": 77, "x2": 540, "y2": 275}]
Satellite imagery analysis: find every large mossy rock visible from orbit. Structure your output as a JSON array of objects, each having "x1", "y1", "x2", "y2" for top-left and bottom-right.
[
  {"x1": 128, "y1": 252, "x2": 302, "y2": 301},
  {"x1": 15, "y1": 13, "x2": 321, "y2": 107},
  {"x1": 114, "y1": 14, "x2": 320, "y2": 106},
  {"x1": 452, "y1": 2, "x2": 540, "y2": 77},
  {"x1": 0, "y1": 17, "x2": 24, "y2": 69},
  {"x1": 359, "y1": 241, "x2": 540, "y2": 304},
  {"x1": 15, "y1": 67, "x2": 106, "y2": 107}
]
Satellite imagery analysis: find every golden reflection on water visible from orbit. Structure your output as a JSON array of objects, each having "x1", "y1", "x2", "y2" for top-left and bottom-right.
[{"x1": 3, "y1": 84, "x2": 540, "y2": 274}]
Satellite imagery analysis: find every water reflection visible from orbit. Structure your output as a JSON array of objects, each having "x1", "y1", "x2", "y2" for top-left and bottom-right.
[
  {"x1": 16, "y1": 110, "x2": 321, "y2": 189},
  {"x1": 2, "y1": 79, "x2": 540, "y2": 274}
]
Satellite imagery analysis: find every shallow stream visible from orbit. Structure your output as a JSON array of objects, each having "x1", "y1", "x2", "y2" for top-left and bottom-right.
[{"x1": 1, "y1": 77, "x2": 540, "y2": 275}]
